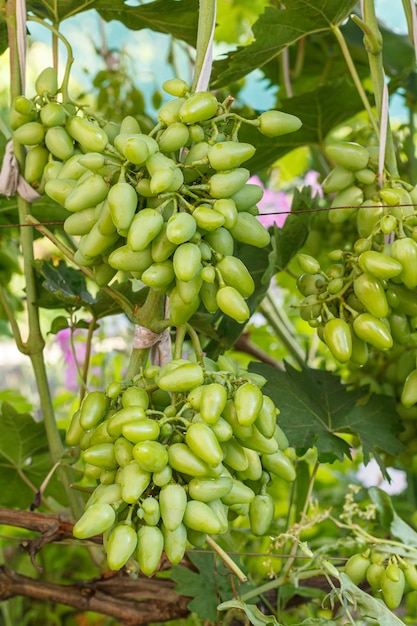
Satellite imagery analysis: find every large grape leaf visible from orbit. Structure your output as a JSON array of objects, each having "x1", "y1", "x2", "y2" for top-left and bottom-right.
[
  {"x1": 96, "y1": 0, "x2": 199, "y2": 47},
  {"x1": 238, "y1": 77, "x2": 364, "y2": 172},
  {"x1": 249, "y1": 363, "x2": 403, "y2": 475},
  {"x1": 0, "y1": 403, "x2": 64, "y2": 508},
  {"x1": 211, "y1": 0, "x2": 359, "y2": 88},
  {"x1": 25, "y1": 0, "x2": 199, "y2": 47}
]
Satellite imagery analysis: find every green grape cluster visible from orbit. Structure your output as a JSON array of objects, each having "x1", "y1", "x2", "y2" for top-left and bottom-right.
[
  {"x1": 13, "y1": 70, "x2": 302, "y2": 326},
  {"x1": 295, "y1": 140, "x2": 417, "y2": 399},
  {"x1": 66, "y1": 355, "x2": 295, "y2": 575},
  {"x1": 344, "y1": 550, "x2": 417, "y2": 611}
]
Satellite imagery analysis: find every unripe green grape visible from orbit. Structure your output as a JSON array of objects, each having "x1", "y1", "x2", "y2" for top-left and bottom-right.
[
  {"x1": 35, "y1": 66, "x2": 59, "y2": 98},
  {"x1": 353, "y1": 238, "x2": 372, "y2": 255},
  {"x1": 179, "y1": 91, "x2": 218, "y2": 124},
  {"x1": 355, "y1": 167, "x2": 376, "y2": 185},
  {"x1": 158, "y1": 97, "x2": 186, "y2": 126},
  {"x1": 127, "y1": 208, "x2": 164, "y2": 251},
  {"x1": 166, "y1": 211, "x2": 197, "y2": 244},
  {"x1": 158, "y1": 122, "x2": 190, "y2": 152},
  {"x1": 162, "y1": 78, "x2": 189, "y2": 97},
  {"x1": 201, "y1": 265, "x2": 216, "y2": 283},
  {"x1": 356, "y1": 200, "x2": 384, "y2": 238},
  {"x1": 24, "y1": 145, "x2": 49, "y2": 184},
  {"x1": 329, "y1": 185, "x2": 363, "y2": 223},
  {"x1": 327, "y1": 277, "x2": 344, "y2": 294},
  {"x1": 204, "y1": 227, "x2": 234, "y2": 256},
  {"x1": 258, "y1": 110, "x2": 302, "y2": 137},
  {"x1": 299, "y1": 295, "x2": 322, "y2": 322},
  {"x1": 344, "y1": 552, "x2": 371, "y2": 585},
  {"x1": 296, "y1": 273, "x2": 326, "y2": 296},
  {"x1": 296, "y1": 253, "x2": 321, "y2": 275},
  {"x1": 321, "y1": 165, "x2": 355, "y2": 194},
  {"x1": 212, "y1": 198, "x2": 238, "y2": 228},
  {"x1": 208, "y1": 168, "x2": 250, "y2": 199},
  {"x1": 40, "y1": 101, "x2": 67, "y2": 127},
  {"x1": 13, "y1": 95, "x2": 34, "y2": 116},
  {"x1": 230, "y1": 184, "x2": 264, "y2": 211},
  {"x1": 325, "y1": 141, "x2": 370, "y2": 171},
  {"x1": 13, "y1": 121, "x2": 45, "y2": 146},
  {"x1": 381, "y1": 563, "x2": 405, "y2": 610},
  {"x1": 216, "y1": 286, "x2": 250, "y2": 324},
  {"x1": 189, "y1": 124, "x2": 205, "y2": 143},
  {"x1": 123, "y1": 136, "x2": 150, "y2": 165},
  {"x1": 207, "y1": 141, "x2": 255, "y2": 170}
]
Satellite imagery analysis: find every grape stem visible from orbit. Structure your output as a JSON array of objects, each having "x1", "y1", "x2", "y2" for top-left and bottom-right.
[
  {"x1": 205, "y1": 535, "x2": 248, "y2": 582},
  {"x1": 191, "y1": 0, "x2": 216, "y2": 93},
  {"x1": 330, "y1": 24, "x2": 379, "y2": 139},
  {"x1": 5, "y1": 0, "x2": 83, "y2": 518},
  {"x1": 27, "y1": 16, "x2": 75, "y2": 105},
  {"x1": 258, "y1": 291, "x2": 306, "y2": 368},
  {"x1": 351, "y1": 3, "x2": 399, "y2": 178}
]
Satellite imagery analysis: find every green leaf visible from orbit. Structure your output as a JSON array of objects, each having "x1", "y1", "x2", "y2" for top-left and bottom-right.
[
  {"x1": 49, "y1": 316, "x2": 69, "y2": 335},
  {"x1": 35, "y1": 259, "x2": 94, "y2": 309},
  {"x1": 0, "y1": 403, "x2": 63, "y2": 508},
  {"x1": 369, "y1": 487, "x2": 417, "y2": 549},
  {"x1": 26, "y1": 0, "x2": 198, "y2": 46},
  {"x1": 265, "y1": 187, "x2": 314, "y2": 281},
  {"x1": 239, "y1": 78, "x2": 363, "y2": 172},
  {"x1": 211, "y1": 0, "x2": 358, "y2": 88},
  {"x1": 339, "y1": 573, "x2": 405, "y2": 625},
  {"x1": 343, "y1": 395, "x2": 404, "y2": 474},
  {"x1": 0, "y1": 390, "x2": 32, "y2": 414},
  {"x1": 172, "y1": 551, "x2": 243, "y2": 623},
  {"x1": 249, "y1": 363, "x2": 402, "y2": 468},
  {"x1": 217, "y1": 600, "x2": 283, "y2": 626},
  {"x1": 96, "y1": 0, "x2": 199, "y2": 47},
  {"x1": 34, "y1": 258, "x2": 147, "y2": 319}
]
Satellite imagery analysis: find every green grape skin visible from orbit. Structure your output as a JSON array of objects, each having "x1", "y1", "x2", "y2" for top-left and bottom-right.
[
  {"x1": 352, "y1": 313, "x2": 393, "y2": 351},
  {"x1": 353, "y1": 272, "x2": 389, "y2": 318},
  {"x1": 106, "y1": 524, "x2": 137, "y2": 571},
  {"x1": 325, "y1": 141, "x2": 370, "y2": 171},
  {"x1": 72, "y1": 503, "x2": 116, "y2": 539},
  {"x1": 137, "y1": 525, "x2": 164, "y2": 576},
  {"x1": 258, "y1": 110, "x2": 302, "y2": 137},
  {"x1": 323, "y1": 318, "x2": 353, "y2": 363},
  {"x1": 179, "y1": 91, "x2": 218, "y2": 124},
  {"x1": 159, "y1": 483, "x2": 188, "y2": 530}
]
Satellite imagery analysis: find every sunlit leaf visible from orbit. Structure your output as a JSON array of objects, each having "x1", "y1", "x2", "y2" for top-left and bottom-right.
[{"x1": 211, "y1": 0, "x2": 358, "y2": 88}]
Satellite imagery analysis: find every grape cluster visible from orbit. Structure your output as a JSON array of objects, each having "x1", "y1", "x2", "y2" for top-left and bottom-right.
[
  {"x1": 66, "y1": 355, "x2": 295, "y2": 575},
  {"x1": 12, "y1": 69, "x2": 302, "y2": 326},
  {"x1": 295, "y1": 140, "x2": 417, "y2": 403},
  {"x1": 345, "y1": 549, "x2": 417, "y2": 611}
]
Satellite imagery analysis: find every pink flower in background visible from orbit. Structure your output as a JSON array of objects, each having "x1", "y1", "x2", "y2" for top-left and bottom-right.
[
  {"x1": 250, "y1": 175, "x2": 290, "y2": 228},
  {"x1": 304, "y1": 170, "x2": 323, "y2": 198}
]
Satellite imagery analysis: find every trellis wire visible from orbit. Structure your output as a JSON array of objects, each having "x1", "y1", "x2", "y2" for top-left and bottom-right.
[{"x1": 0, "y1": 202, "x2": 416, "y2": 229}]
